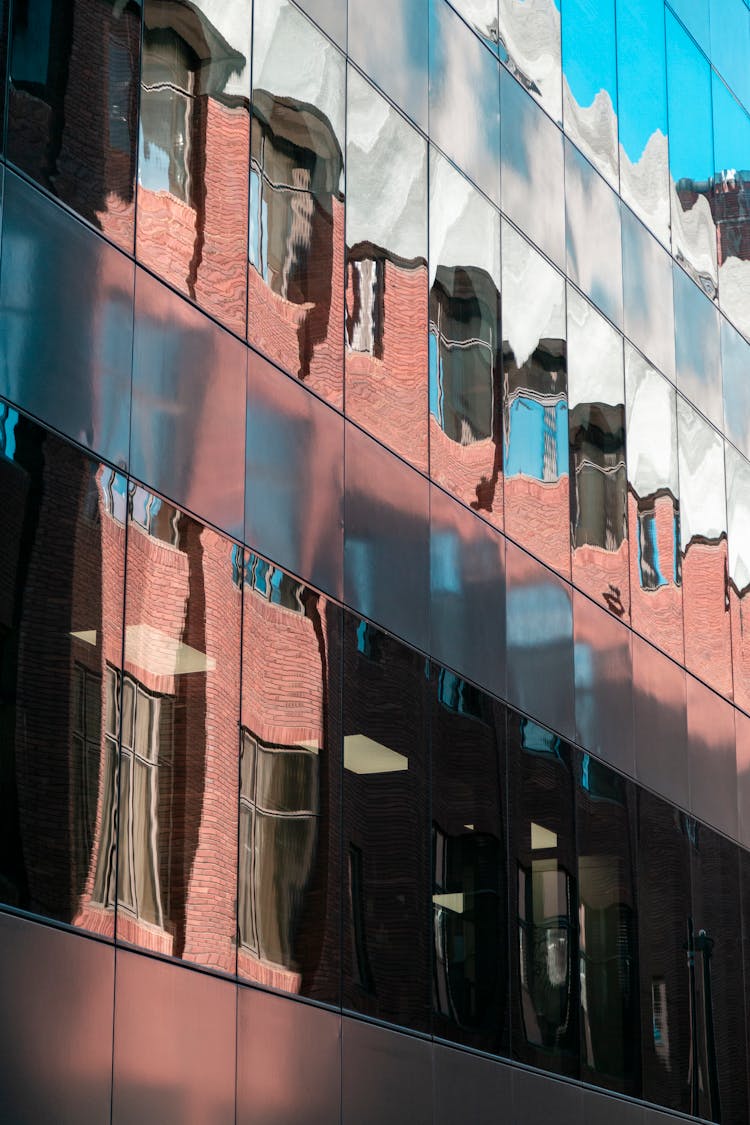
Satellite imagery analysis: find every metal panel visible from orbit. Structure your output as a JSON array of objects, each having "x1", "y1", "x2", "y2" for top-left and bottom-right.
[
  {"x1": 434, "y1": 1044, "x2": 513, "y2": 1125},
  {"x1": 341, "y1": 1018, "x2": 433, "y2": 1125},
  {"x1": 511, "y1": 1067, "x2": 584, "y2": 1125}
]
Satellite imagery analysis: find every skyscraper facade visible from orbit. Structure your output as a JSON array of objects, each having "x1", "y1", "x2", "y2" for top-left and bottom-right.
[{"x1": 0, "y1": 0, "x2": 749, "y2": 1121}]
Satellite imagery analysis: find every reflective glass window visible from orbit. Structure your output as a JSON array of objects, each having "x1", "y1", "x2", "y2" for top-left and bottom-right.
[
  {"x1": 249, "y1": 0, "x2": 345, "y2": 408},
  {"x1": 7, "y1": 0, "x2": 141, "y2": 251},
  {"x1": 348, "y1": 0, "x2": 428, "y2": 130},
  {"x1": 632, "y1": 633, "x2": 688, "y2": 809},
  {"x1": 709, "y1": 0, "x2": 750, "y2": 111},
  {"x1": 567, "y1": 289, "x2": 628, "y2": 620},
  {"x1": 668, "y1": 0, "x2": 710, "y2": 54},
  {"x1": 509, "y1": 712, "x2": 578, "y2": 1078},
  {"x1": 564, "y1": 139, "x2": 622, "y2": 329},
  {"x1": 0, "y1": 409, "x2": 124, "y2": 937},
  {"x1": 727, "y1": 443, "x2": 750, "y2": 711},
  {"x1": 677, "y1": 398, "x2": 732, "y2": 697},
  {"x1": 712, "y1": 72, "x2": 750, "y2": 339},
  {"x1": 500, "y1": 66, "x2": 565, "y2": 269},
  {"x1": 346, "y1": 69, "x2": 429, "y2": 471},
  {"x1": 431, "y1": 670, "x2": 508, "y2": 1055},
  {"x1": 722, "y1": 317, "x2": 750, "y2": 461},
  {"x1": 295, "y1": 0, "x2": 346, "y2": 47},
  {"x1": 138, "y1": 0, "x2": 251, "y2": 332},
  {"x1": 673, "y1": 263, "x2": 722, "y2": 428},
  {"x1": 625, "y1": 345, "x2": 683, "y2": 662},
  {"x1": 686, "y1": 675, "x2": 737, "y2": 841},
  {"x1": 239, "y1": 557, "x2": 341, "y2": 1003},
  {"x1": 120, "y1": 491, "x2": 241, "y2": 971},
  {"x1": 666, "y1": 12, "x2": 718, "y2": 298},
  {"x1": 498, "y1": 0, "x2": 561, "y2": 123},
  {"x1": 0, "y1": 0, "x2": 8, "y2": 153},
  {"x1": 429, "y1": 0, "x2": 501, "y2": 205},
  {"x1": 561, "y1": 0, "x2": 618, "y2": 187},
  {"x1": 453, "y1": 0, "x2": 501, "y2": 53},
  {"x1": 502, "y1": 221, "x2": 568, "y2": 576},
  {"x1": 573, "y1": 589, "x2": 634, "y2": 777},
  {"x1": 621, "y1": 204, "x2": 675, "y2": 381},
  {"x1": 342, "y1": 616, "x2": 430, "y2": 1032},
  {"x1": 429, "y1": 149, "x2": 502, "y2": 525}
]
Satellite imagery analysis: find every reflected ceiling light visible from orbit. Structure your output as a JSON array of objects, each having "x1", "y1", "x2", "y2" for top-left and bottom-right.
[
  {"x1": 70, "y1": 630, "x2": 97, "y2": 646},
  {"x1": 124, "y1": 623, "x2": 216, "y2": 677},
  {"x1": 344, "y1": 734, "x2": 408, "y2": 775},
  {"x1": 531, "y1": 822, "x2": 558, "y2": 850},
  {"x1": 433, "y1": 892, "x2": 464, "y2": 914},
  {"x1": 464, "y1": 823, "x2": 474, "y2": 831}
]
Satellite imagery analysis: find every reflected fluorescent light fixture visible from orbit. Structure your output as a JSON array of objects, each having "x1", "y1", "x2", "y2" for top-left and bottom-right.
[
  {"x1": 70, "y1": 630, "x2": 97, "y2": 646},
  {"x1": 531, "y1": 822, "x2": 558, "y2": 850},
  {"x1": 124, "y1": 623, "x2": 215, "y2": 676},
  {"x1": 433, "y1": 893, "x2": 464, "y2": 914},
  {"x1": 344, "y1": 734, "x2": 408, "y2": 775}
]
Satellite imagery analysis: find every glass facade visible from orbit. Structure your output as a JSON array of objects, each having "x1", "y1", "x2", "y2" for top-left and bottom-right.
[{"x1": 1, "y1": 1, "x2": 750, "y2": 1122}]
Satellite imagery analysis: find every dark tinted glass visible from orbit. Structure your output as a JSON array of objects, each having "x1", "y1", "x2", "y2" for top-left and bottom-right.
[
  {"x1": 138, "y1": 0, "x2": 251, "y2": 331},
  {"x1": 573, "y1": 589, "x2": 634, "y2": 777},
  {"x1": 0, "y1": 410, "x2": 124, "y2": 937},
  {"x1": 120, "y1": 491, "x2": 240, "y2": 971},
  {"x1": 249, "y1": 0, "x2": 345, "y2": 407},
  {"x1": 342, "y1": 615, "x2": 430, "y2": 1032},
  {"x1": 0, "y1": 0, "x2": 8, "y2": 153},
  {"x1": 509, "y1": 711, "x2": 578, "y2": 1078},
  {"x1": 7, "y1": 0, "x2": 141, "y2": 251},
  {"x1": 431, "y1": 669, "x2": 508, "y2": 1054},
  {"x1": 632, "y1": 633, "x2": 688, "y2": 809},
  {"x1": 429, "y1": 149, "x2": 502, "y2": 526},
  {"x1": 686, "y1": 674, "x2": 737, "y2": 840},
  {"x1": 576, "y1": 754, "x2": 639, "y2": 1097},
  {"x1": 346, "y1": 69, "x2": 429, "y2": 470},
  {"x1": 502, "y1": 221, "x2": 568, "y2": 576}
]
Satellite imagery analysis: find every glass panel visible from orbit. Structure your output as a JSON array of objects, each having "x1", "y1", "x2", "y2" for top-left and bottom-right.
[
  {"x1": 239, "y1": 557, "x2": 341, "y2": 1002},
  {"x1": 429, "y1": 149, "x2": 502, "y2": 525},
  {"x1": 686, "y1": 675, "x2": 737, "y2": 840},
  {"x1": 453, "y1": 0, "x2": 501, "y2": 52},
  {"x1": 429, "y1": 0, "x2": 501, "y2": 205},
  {"x1": 709, "y1": 0, "x2": 750, "y2": 110},
  {"x1": 677, "y1": 398, "x2": 732, "y2": 697},
  {"x1": 666, "y1": 12, "x2": 718, "y2": 298},
  {"x1": 712, "y1": 72, "x2": 750, "y2": 339},
  {"x1": 573, "y1": 589, "x2": 633, "y2": 777},
  {"x1": 500, "y1": 67, "x2": 565, "y2": 268},
  {"x1": 621, "y1": 205, "x2": 675, "y2": 381},
  {"x1": 561, "y1": 0, "x2": 618, "y2": 187},
  {"x1": 567, "y1": 289, "x2": 628, "y2": 619},
  {"x1": 576, "y1": 755, "x2": 639, "y2": 1097},
  {"x1": 138, "y1": 0, "x2": 251, "y2": 332},
  {"x1": 721, "y1": 317, "x2": 750, "y2": 461},
  {"x1": 616, "y1": 0, "x2": 670, "y2": 244},
  {"x1": 509, "y1": 712, "x2": 578, "y2": 1078},
  {"x1": 632, "y1": 633, "x2": 688, "y2": 809},
  {"x1": 0, "y1": 412, "x2": 124, "y2": 937},
  {"x1": 122, "y1": 493, "x2": 241, "y2": 972},
  {"x1": 727, "y1": 443, "x2": 750, "y2": 711},
  {"x1": 249, "y1": 0, "x2": 345, "y2": 407},
  {"x1": 498, "y1": 0, "x2": 561, "y2": 123},
  {"x1": 669, "y1": 0, "x2": 709, "y2": 54},
  {"x1": 564, "y1": 139, "x2": 622, "y2": 329},
  {"x1": 431, "y1": 669, "x2": 508, "y2": 1055},
  {"x1": 348, "y1": 0, "x2": 428, "y2": 130},
  {"x1": 342, "y1": 616, "x2": 430, "y2": 1032},
  {"x1": 7, "y1": 0, "x2": 140, "y2": 251},
  {"x1": 502, "y1": 221, "x2": 568, "y2": 576},
  {"x1": 346, "y1": 69, "x2": 429, "y2": 471},
  {"x1": 295, "y1": 0, "x2": 346, "y2": 47},
  {"x1": 637, "y1": 789, "x2": 692, "y2": 1114},
  {"x1": 673, "y1": 263, "x2": 722, "y2": 428},
  {"x1": 0, "y1": 0, "x2": 8, "y2": 153},
  {"x1": 624, "y1": 345, "x2": 683, "y2": 662}
]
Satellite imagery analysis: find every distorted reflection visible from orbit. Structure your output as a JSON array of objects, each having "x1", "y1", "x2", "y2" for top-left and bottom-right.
[
  {"x1": 677, "y1": 399, "x2": 732, "y2": 698},
  {"x1": 500, "y1": 67, "x2": 565, "y2": 268},
  {"x1": 138, "y1": 0, "x2": 251, "y2": 331},
  {"x1": 712, "y1": 72, "x2": 750, "y2": 339},
  {"x1": 115, "y1": 487, "x2": 241, "y2": 970},
  {"x1": 726, "y1": 444, "x2": 750, "y2": 712},
  {"x1": 0, "y1": 409, "x2": 124, "y2": 935},
  {"x1": 346, "y1": 69, "x2": 428, "y2": 470},
  {"x1": 510, "y1": 717, "x2": 578, "y2": 1078},
  {"x1": 625, "y1": 346, "x2": 682, "y2": 662},
  {"x1": 666, "y1": 12, "x2": 718, "y2": 298},
  {"x1": 567, "y1": 289, "x2": 627, "y2": 619},
  {"x1": 673, "y1": 263, "x2": 722, "y2": 429},
  {"x1": 576, "y1": 756, "x2": 639, "y2": 1096},
  {"x1": 452, "y1": 0, "x2": 500, "y2": 51},
  {"x1": 561, "y1": 0, "x2": 618, "y2": 187},
  {"x1": 342, "y1": 616, "x2": 431, "y2": 1032},
  {"x1": 498, "y1": 0, "x2": 561, "y2": 123},
  {"x1": 239, "y1": 554, "x2": 340, "y2": 1001},
  {"x1": 572, "y1": 589, "x2": 633, "y2": 777},
  {"x1": 429, "y1": 150, "x2": 502, "y2": 525},
  {"x1": 431, "y1": 670, "x2": 508, "y2": 1055},
  {"x1": 621, "y1": 205, "x2": 675, "y2": 381},
  {"x1": 502, "y1": 223, "x2": 568, "y2": 576},
  {"x1": 721, "y1": 318, "x2": 750, "y2": 461},
  {"x1": 249, "y1": 0, "x2": 345, "y2": 407},
  {"x1": 348, "y1": 0, "x2": 428, "y2": 130},
  {"x1": 565, "y1": 139, "x2": 622, "y2": 329},
  {"x1": 616, "y1": 0, "x2": 670, "y2": 244},
  {"x1": 429, "y1": 0, "x2": 501, "y2": 204},
  {"x1": 7, "y1": 0, "x2": 140, "y2": 250}
]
